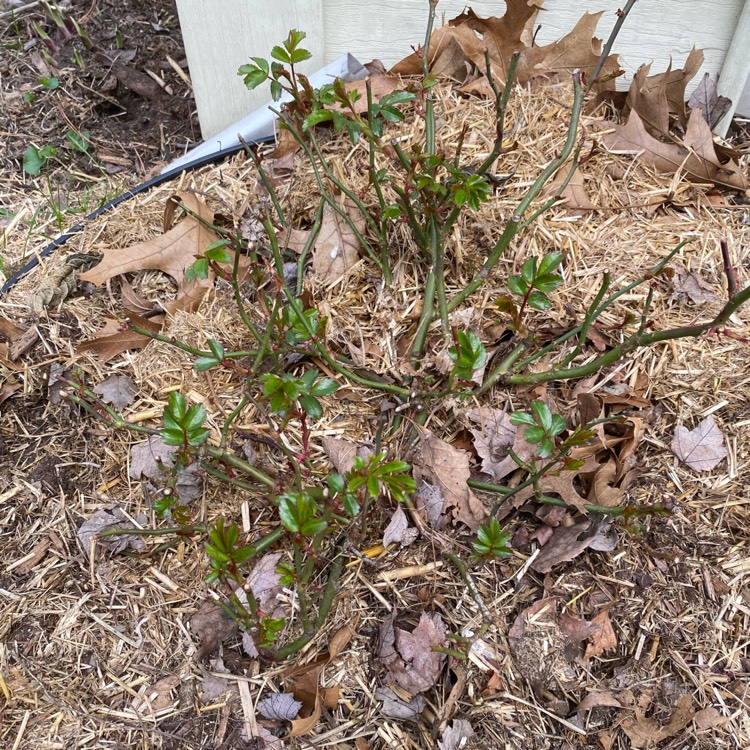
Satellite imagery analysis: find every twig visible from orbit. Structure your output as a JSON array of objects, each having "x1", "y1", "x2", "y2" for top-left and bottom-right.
[{"x1": 588, "y1": 0, "x2": 638, "y2": 91}]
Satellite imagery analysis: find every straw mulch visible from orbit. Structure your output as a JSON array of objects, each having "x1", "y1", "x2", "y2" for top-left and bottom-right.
[{"x1": 1, "y1": 73, "x2": 749, "y2": 750}]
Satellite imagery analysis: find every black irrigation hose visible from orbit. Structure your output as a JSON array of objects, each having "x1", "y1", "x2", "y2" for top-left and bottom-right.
[{"x1": 0, "y1": 136, "x2": 276, "y2": 297}]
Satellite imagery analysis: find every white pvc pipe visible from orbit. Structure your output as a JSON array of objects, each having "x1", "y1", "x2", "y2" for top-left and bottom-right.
[{"x1": 162, "y1": 54, "x2": 367, "y2": 174}]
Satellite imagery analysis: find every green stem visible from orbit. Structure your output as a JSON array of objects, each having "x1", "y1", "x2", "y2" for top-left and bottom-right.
[
  {"x1": 241, "y1": 137, "x2": 286, "y2": 226},
  {"x1": 560, "y1": 272, "x2": 611, "y2": 367},
  {"x1": 448, "y1": 72, "x2": 584, "y2": 311},
  {"x1": 505, "y1": 281, "x2": 750, "y2": 386},
  {"x1": 588, "y1": 0, "x2": 638, "y2": 90},
  {"x1": 422, "y1": 0, "x2": 438, "y2": 155},
  {"x1": 272, "y1": 539, "x2": 347, "y2": 660},
  {"x1": 264, "y1": 217, "x2": 411, "y2": 397},
  {"x1": 297, "y1": 197, "x2": 325, "y2": 296}
]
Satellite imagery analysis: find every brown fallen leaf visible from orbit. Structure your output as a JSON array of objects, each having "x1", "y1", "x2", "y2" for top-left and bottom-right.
[
  {"x1": 621, "y1": 694, "x2": 695, "y2": 749},
  {"x1": 448, "y1": 3, "x2": 539, "y2": 79},
  {"x1": 92, "y1": 374, "x2": 138, "y2": 411},
  {"x1": 78, "y1": 193, "x2": 219, "y2": 359},
  {"x1": 587, "y1": 460, "x2": 626, "y2": 508},
  {"x1": 257, "y1": 692, "x2": 302, "y2": 722},
  {"x1": 76, "y1": 506, "x2": 147, "y2": 558},
  {"x1": 518, "y1": 12, "x2": 620, "y2": 86},
  {"x1": 667, "y1": 262, "x2": 716, "y2": 304},
  {"x1": 377, "y1": 611, "x2": 447, "y2": 695},
  {"x1": 438, "y1": 719, "x2": 475, "y2": 750},
  {"x1": 671, "y1": 415, "x2": 728, "y2": 471},
  {"x1": 390, "y1": 23, "x2": 486, "y2": 79},
  {"x1": 77, "y1": 313, "x2": 163, "y2": 362},
  {"x1": 383, "y1": 505, "x2": 418, "y2": 548},
  {"x1": 531, "y1": 516, "x2": 617, "y2": 573},
  {"x1": 312, "y1": 195, "x2": 366, "y2": 283},
  {"x1": 339, "y1": 75, "x2": 402, "y2": 114},
  {"x1": 283, "y1": 620, "x2": 357, "y2": 738},
  {"x1": 584, "y1": 607, "x2": 617, "y2": 661},
  {"x1": 414, "y1": 426, "x2": 487, "y2": 530},
  {"x1": 414, "y1": 481, "x2": 447, "y2": 530},
  {"x1": 625, "y1": 50, "x2": 703, "y2": 136},
  {"x1": 692, "y1": 706, "x2": 726, "y2": 730},
  {"x1": 688, "y1": 72, "x2": 732, "y2": 131},
  {"x1": 601, "y1": 109, "x2": 747, "y2": 190},
  {"x1": 190, "y1": 600, "x2": 239, "y2": 660},
  {"x1": 375, "y1": 685, "x2": 425, "y2": 720},
  {"x1": 576, "y1": 690, "x2": 622, "y2": 713},
  {"x1": 322, "y1": 436, "x2": 357, "y2": 474},
  {"x1": 468, "y1": 406, "x2": 536, "y2": 481},
  {"x1": 546, "y1": 168, "x2": 596, "y2": 212},
  {"x1": 133, "y1": 675, "x2": 181, "y2": 712}
]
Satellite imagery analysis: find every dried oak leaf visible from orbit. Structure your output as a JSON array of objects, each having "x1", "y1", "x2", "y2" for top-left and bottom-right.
[
  {"x1": 190, "y1": 600, "x2": 239, "y2": 660},
  {"x1": 378, "y1": 612, "x2": 447, "y2": 695},
  {"x1": 671, "y1": 415, "x2": 727, "y2": 471},
  {"x1": 518, "y1": 12, "x2": 620, "y2": 86},
  {"x1": 531, "y1": 516, "x2": 617, "y2": 573},
  {"x1": 584, "y1": 607, "x2": 618, "y2": 661},
  {"x1": 601, "y1": 108, "x2": 747, "y2": 190},
  {"x1": 375, "y1": 686, "x2": 425, "y2": 720},
  {"x1": 77, "y1": 193, "x2": 218, "y2": 358},
  {"x1": 76, "y1": 506, "x2": 146, "y2": 557},
  {"x1": 621, "y1": 694, "x2": 695, "y2": 749},
  {"x1": 438, "y1": 719, "x2": 475, "y2": 750},
  {"x1": 257, "y1": 692, "x2": 303, "y2": 722},
  {"x1": 383, "y1": 505, "x2": 418, "y2": 548},
  {"x1": 414, "y1": 481, "x2": 447, "y2": 530},
  {"x1": 92, "y1": 374, "x2": 137, "y2": 411},
  {"x1": 414, "y1": 426, "x2": 487, "y2": 531},
  {"x1": 468, "y1": 407, "x2": 536, "y2": 481},
  {"x1": 689, "y1": 72, "x2": 732, "y2": 131},
  {"x1": 312, "y1": 195, "x2": 366, "y2": 284},
  {"x1": 626, "y1": 50, "x2": 703, "y2": 136},
  {"x1": 448, "y1": 2, "x2": 539, "y2": 79}
]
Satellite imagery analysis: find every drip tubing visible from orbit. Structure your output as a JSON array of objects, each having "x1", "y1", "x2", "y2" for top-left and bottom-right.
[{"x1": 0, "y1": 136, "x2": 275, "y2": 297}]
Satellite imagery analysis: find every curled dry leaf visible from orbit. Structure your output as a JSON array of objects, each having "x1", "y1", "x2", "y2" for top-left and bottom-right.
[
  {"x1": 375, "y1": 686, "x2": 425, "y2": 721},
  {"x1": 531, "y1": 516, "x2": 617, "y2": 573},
  {"x1": 602, "y1": 108, "x2": 747, "y2": 190},
  {"x1": 688, "y1": 72, "x2": 732, "y2": 131},
  {"x1": 257, "y1": 692, "x2": 303, "y2": 722},
  {"x1": 78, "y1": 193, "x2": 219, "y2": 359},
  {"x1": 76, "y1": 506, "x2": 146, "y2": 557},
  {"x1": 414, "y1": 481, "x2": 447, "y2": 530},
  {"x1": 438, "y1": 719, "x2": 475, "y2": 750},
  {"x1": 92, "y1": 374, "x2": 138, "y2": 411},
  {"x1": 312, "y1": 195, "x2": 366, "y2": 284},
  {"x1": 383, "y1": 505, "x2": 418, "y2": 548},
  {"x1": 468, "y1": 406, "x2": 536, "y2": 481},
  {"x1": 283, "y1": 621, "x2": 357, "y2": 738},
  {"x1": 414, "y1": 425, "x2": 487, "y2": 530},
  {"x1": 378, "y1": 612, "x2": 447, "y2": 695},
  {"x1": 583, "y1": 607, "x2": 618, "y2": 661},
  {"x1": 671, "y1": 415, "x2": 728, "y2": 471}
]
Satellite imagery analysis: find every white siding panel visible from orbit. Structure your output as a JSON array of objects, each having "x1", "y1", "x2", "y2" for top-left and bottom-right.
[
  {"x1": 177, "y1": 0, "x2": 749, "y2": 138},
  {"x1": 176, "y1": 0, "x2": 324, "y2": 139}
]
